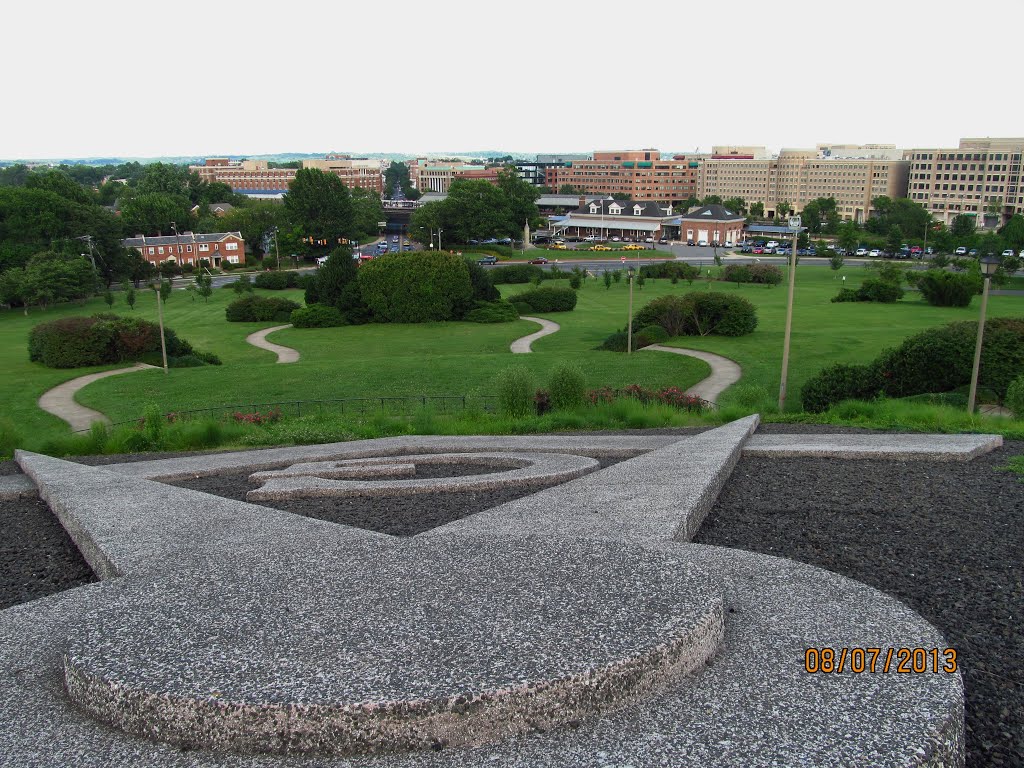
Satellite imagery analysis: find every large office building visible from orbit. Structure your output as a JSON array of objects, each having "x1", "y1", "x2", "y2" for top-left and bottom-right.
[
  {"x1": 906, "y1": 137, "x2": 1024, "y2": 228},
  {"x1": 698, "y1": 145, "x2": 910, "y2": 223},
  {"x1": 407, "y1": 160, "x2": 501, "y2": 193},
  {"x1": 543, "y1": 150, "x2": 703, "y2": 205},
  {"x1": 191, "y1": 155, "x2": 385, "y2": 196}
]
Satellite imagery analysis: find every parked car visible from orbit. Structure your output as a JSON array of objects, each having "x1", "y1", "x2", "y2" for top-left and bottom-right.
[
  {"x1": 549, "y1": 244, "x2": 568, "y2": 250},
  {"x1": 592, "y1": 244, "x2": 612, "y2": 251},
  {"x1": 968, "y1": 249, "x2": 978, "y2": 257},
  {"x1": 752, "y1": 246, "x2": 764, "y2": 255},
  {"x1": 1001, "y1": 249, "x2": 1015, "y2": 258},
  {"x1": 584, "y1": 235, "x2": 599, "y2": 242},
  {"x1": 528, "y1": 256, "x2": 549, "y2": 265},
  {"x1": 868, "y1": 249, "x2": 881, "y2": 258},
  {"x1": 687, "y1": 240, "x2": 696, "y2": 246},
  {"x1": 623, "y1": 244, "x2": 644, "y2": 251},
  {"x1": 954, "y1": 246, "x2": 967, "y2": 256},
  {"x1": 910, "y1": 246, "x2": 923, "y2": 257},
  {"x1": 611, "y1": 236, "x2": 621, "y2": 242},
  {"x1": 766, "y1": 241, "x2": 780, "y2": 250},
  {"x1": 855, "y1": 247, "x2": 869, "y2": 257},
  {"x1": 644, "y1": 237, "x2": 655, "y2": 243},
  {"x1": 658, "y1": 238, "x2": 669, "y2": 244},
  {"x1": 477, "y1": 255, "x2": 498, "y2": 265},
  {"x1": 697, "y1": 239, "x2": 709, "y2": 247}
]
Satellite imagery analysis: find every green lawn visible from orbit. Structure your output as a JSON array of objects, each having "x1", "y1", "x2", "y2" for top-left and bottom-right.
[{"x1": 1, "y1": 264, "x2": 1021, "y2": 451}]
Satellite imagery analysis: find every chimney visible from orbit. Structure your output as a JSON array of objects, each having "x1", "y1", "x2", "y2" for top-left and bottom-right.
[{"x1": 578, "y1": 195, "x2": 586, "y2": 209}]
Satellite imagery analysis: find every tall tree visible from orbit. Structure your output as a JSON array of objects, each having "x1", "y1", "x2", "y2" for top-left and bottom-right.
[
  {"x1": 776, "y1": 201, "x2": 793, "y2": 219},
  {"x1": 496, "y1": 166, "x2": 541, "y2": 231},
  {"x1": 283, "y1": 169, "x2": 355, "y2": 250},
  {"x1": 998, "y1": 214, "x2": 1024, "y2": 252},
  {"x1": 350, "y1": 187, "x2": 385, "y2": 240},
  {"x1": 951, "y1": 213, "x2": 977, "y2": 240},
  {"x1": 722, "y1": 197, "x2": 746, "y2": 215},
  {"x1": 119, "y1": 192, "x2": 192, "y2": 236},
  {"x1": 748, "y1": 201, "x2": 765, "y2": 219}
]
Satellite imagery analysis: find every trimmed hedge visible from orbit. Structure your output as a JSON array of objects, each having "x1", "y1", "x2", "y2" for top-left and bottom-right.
[
  {"x1": 254, "y1": 271, "x2": 301, "y2": 290},
  {"x1": 631, "y1": 292, "x2": 757, "y2": 338},
  {"x1": 509, "y1": 286, "x2": 577, "y2": 313},
  {"x1": 801, "y1": 318, "x2": 1024, "y2": 411},
  {"x1": 639, "y1": 262, "x2": 701, "y2": 282},
  {"x1": 1007, "y1": 374, "x2": 1024, "y2": 418},
  {"x1": 291, "y1": 304, "x2": 345, "y2": 328},
  {"x1": 225, "y1": 295, "x2": 301, "y2": 322},
  {"x1": 357, "y1": 251, "x2": 473, "y2": 323},
  {"x1": 831, "y1": 278, "x2": 904, "y2": 303},
  {"x1": 916, "y1": 270, "x2": 980, "y2": 307},
  {"x1": 634, "y1": 324, "x2": 669, "y2": 349},
  {"x1": 489, "y1": 264, "x2": 545, "y2": 284},
  {"x1": 27, "y1": 314, "x2": 208, "y2": 369},
  {"x1": 464, "y1": 299, "x2": 519, "y2": 323}
]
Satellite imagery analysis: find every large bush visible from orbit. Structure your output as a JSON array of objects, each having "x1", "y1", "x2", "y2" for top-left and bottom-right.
[
  {"x1": 832, "y1": 278, "x2": 903, "y2": 303},
  {"x1": 1006, "y1": 374, "x2": 1024, "y2": 418},
  {"x1": 548, "y1": 363, "x2": 586, "y2": 410},
  {"x1": 489, "y1": 264, "x2": 545, "y2": 284},
  {"x1": 801, "y1": 318, "x2": 1024, "y2": 411},
  {"x1": 510, "y1": 286, "x2": 577, "y2": 313},
  {"x1": 634, "y1": 324, "x2": 669, "y2": 349},
  {"x1": 357, "y1": 251, "x2": 473, "y2": 323},
  {"x1": 290, "y1": 304, "x2": 345, "y2": 328},
  {"x1": 307, "y1": 250, "x2": 368, "y2": 324},
  {"x1": 639, "y1": 262, "x2": 701, "y2": 283},
  {"x1": 632, "y1": 292, "x2": 757, "y2": 338},
  {"x1": 225, "y1": 295, "x2": 301, "y2": 322},
  {"x1": 721, "y1": 264, "x2": 751, "y2": 284},
  {"x1": 28, "y1": 314, "x2": 207, "y2": 369},
  {"x1": 747, "y1": 263, "x2": 783, "y2": 285},
  {"x1": 916, "y1": 270, "x2": 980, "y2": 307},
  {"x1": 496, "y1": 366, "x2": 535, "y2": 417},
  {"x1": 464, "y1": 300, "x2": 518, "y2": 323}
]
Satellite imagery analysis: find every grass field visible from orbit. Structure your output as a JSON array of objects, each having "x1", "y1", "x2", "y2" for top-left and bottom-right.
[{"x1": 1, "y1": 263, "x2": 1021, "y2": 454}]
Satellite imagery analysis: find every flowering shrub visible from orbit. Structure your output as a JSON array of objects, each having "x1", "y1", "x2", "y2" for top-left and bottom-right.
[
  {"x1": 232, "y1": 409, "x2": 282, "y2": 425},
  {"x1": 586, "y1": 385, "x2": 709, "y2": 412}
]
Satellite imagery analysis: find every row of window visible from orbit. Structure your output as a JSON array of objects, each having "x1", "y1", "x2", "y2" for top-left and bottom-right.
[{"x1": 145, "y1": 242, "x2": 238, "y2": 256}]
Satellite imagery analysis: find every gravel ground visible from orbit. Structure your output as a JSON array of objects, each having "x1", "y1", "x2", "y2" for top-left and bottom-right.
[
  {"x1": 0, "y1": 496, "x2": 95, "y2": 610},
  {"x1": 696, "y1": 440, "x2": 1024, "y2": 768},
  {"x1": 167, "y1": 458, "x2": 624, "y2": 537}
]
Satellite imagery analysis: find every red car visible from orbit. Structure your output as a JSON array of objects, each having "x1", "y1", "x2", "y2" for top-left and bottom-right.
[
  {"x1": 752, "y1": 246, "x2": 764, "y2": 255},
  {"x1": 528, "y1": 257, "x2": 549, "y2": 265}
]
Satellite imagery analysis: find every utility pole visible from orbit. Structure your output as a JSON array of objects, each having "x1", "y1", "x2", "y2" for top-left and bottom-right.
[
  {"x1": 155, "y1": 278, "x2": 169, "y2": 375},
  {"x1": 778, "y1": 216, "x2": 802, "y2": 411}
]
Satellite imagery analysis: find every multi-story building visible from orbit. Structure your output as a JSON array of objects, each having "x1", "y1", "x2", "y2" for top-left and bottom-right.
[
  {"x1": 906, "y1": 137, "x2": 1024, "y2": 228},
  {"x1": 191, "y1": 155, "x2": 385, "y2": 196},
  {"x1": 122, "y1": 231, "x2": 246, "y2": 268},
  {"x1": 698, "y1": 145, "x2": 910, "y2": 223},
  {"x1": 543, "y1": 150, "x2": 703, "y2": 205},
  {"x1": 407, "y1": 160, "x2": 501, "y2": 193},
  {"x1": 513, "y1": 154, "x2": 592, "y2": 187}
]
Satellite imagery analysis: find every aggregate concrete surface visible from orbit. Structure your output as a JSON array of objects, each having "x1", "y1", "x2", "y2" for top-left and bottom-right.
[
  {"x1": 0, "y1": 419, "x2": 986, "y2": 767},
  {"x1": 244, "y1": 324, "x2": 299, "y2": 363}
]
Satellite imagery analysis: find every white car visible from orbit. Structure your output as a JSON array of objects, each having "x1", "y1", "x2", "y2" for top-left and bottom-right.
[
  {"x1": 868, "y1": 249, "x2": 881, "y2": 258},
  {"x1": 1001, "y1": 249, "x2": 1014, "y2": 257},
  {"x1": 855, "y1": 248, "x2": 869, "y2": 257},
  {"x1": 315, "y1": 256, "x2": 329, "y2": 266},
  {"x1": 697, "y1": 239, "x2": 709, "y2": 247},
  {"x1": 611, "y1": 236, "x2": 621, "y2": 242},
  {"x1": 955, "y1": 246, "x2": 967, "y2": 256}
]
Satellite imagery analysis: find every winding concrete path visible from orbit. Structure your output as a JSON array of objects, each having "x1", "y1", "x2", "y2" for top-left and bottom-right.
[
  {"x1": 642, "y1": 345, "x2": 741, "y2": 404},
  {"x1": 510, "y1": 317, "x2": 560, "y2": 353},
  {"x1": 38, "y1": 363, "x2": 156, "y2": 432},
  {"x1": 246, "y1": 324, "x2": 299, "y2": 363}
]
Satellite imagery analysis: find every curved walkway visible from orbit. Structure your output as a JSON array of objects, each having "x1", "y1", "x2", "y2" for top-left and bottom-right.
[
  {"x1": 246, "y1": 324, "x2": 300, "y2": 363},
  {"x1": 38, "y1": 363, "x2": 156, "y2": 432},
  {"x1": 510, "y1": 317, "x2": 560, "y2": 353},
  {"x1": 642, "y1": 345, "x2": 741, "y2": 404}
]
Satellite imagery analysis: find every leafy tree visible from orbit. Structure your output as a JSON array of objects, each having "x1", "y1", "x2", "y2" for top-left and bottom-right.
[
  {"x1": 283, "y1": 168, "x2": 355, "y2": 250},
  {"x1": 496, "y1": 166, "x2": 541, "y2": 231},
  {"x1": 886, "y1": 225, "x2": 903, "y2": 255},
  {"x1": 384, "y1": 161, "x2": 419, "y2": 200},
  {"x1": 801, "y1": 197, "x2": 839, "y2": 234},
  {"x1": 195, "y1": 273, "x2": 213, "y2": 303},
  {"x1": 830, "y1": 252, "x2": 844, "y2": 271},
  {"x1": 675, "y1": 196, "x2": 701, "y2": 214},
  {"x1": 121, "y1": 281, "x2": 136, "y2": 310},
  {"x1": 950, "y1": 213, "x2": 977, "y2": 240},
  {"x1": 350, "y1": 188, "x2": 385, "y2": 240},
  {"x1": 558, "y1": 184, "x2": 584, "y2": 195},
  {"x1": 103, "y1": 289, "x2": 114, "y2": 308},
  {"x1": 25, "y1": 171, "x2": 96, "y2": 206},
  {"x1": 308, "y1": 248, "x2": 366, "y2": 323},
  {"x1": 701, "y1": 195, "x2": 722, "y2": 206},
  {"x1": 21, "y1": 252, "x2": 96, "y2": 308},
  {"x1": 866, "y1": 197, "x2": 930, "y2": 241},
  {"x1": 748, "y1": 201, "x2": 765, "y2": 219},
  {"x1": 998, "y1": 214, "x2": 1024, "y2": 252},
  {"x1": 776, "y1": 201, "x2": 793, "y2": 219},
  {"x1": 218, "y1": 202, "x2": 285, "y2": 258},
  {"x1": 158, "y1": 278, "x2": 172, "y2": 304},
  {"x1": 233, "y1": 274, "x2": 254, "y2": 294},
  {"x1": 0, "y1": 269, "x2": 28, "y2": 314},
  {"x1": 603, "y1": 271, "x2": 612, "y2": 289},
  {"x1": 0, "y1": 164, "x2": 31, "y2": 187},
  {"x1": 119, "y1": 192, "x2": 192, "y2": 236},
  {"x1": 611, "y1": 192, "x2": 631, "y2": 201},
  {"x1": 722, "y1": 197, "x2": 746, "y2": 215},
  {"x1": 838, "y1": 221, "x2": 859, "y2": 253}
]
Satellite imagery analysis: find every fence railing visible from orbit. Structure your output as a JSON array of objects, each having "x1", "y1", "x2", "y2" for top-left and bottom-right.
[{"x1": 77, "y1": 395, "x2": 500, "y2": 433}]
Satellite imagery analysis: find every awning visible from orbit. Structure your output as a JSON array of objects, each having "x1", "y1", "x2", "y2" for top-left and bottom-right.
[{"x1": 553, "y1": 218, "x2": 661, "y2": 232}]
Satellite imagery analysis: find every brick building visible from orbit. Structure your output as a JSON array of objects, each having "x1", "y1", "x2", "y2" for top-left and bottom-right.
[
  {"x1": 552, "y1": 199, "x2": 676, "y2": 240},
  {"x1": 408, "y1": 160, "x2": 502, "y2": 193},
  {"x1": 191, "y1": 155, "x2": 385, "y2": 196},
  {"x1": 543, "y1": 150, "x2": 703, "y2": 205},
  {"x1": 122, "y1": 231, "x2": 246, "y2": 268},
  {"x1": 678, "y1": 205, "x2": 745, "y2": 247}
]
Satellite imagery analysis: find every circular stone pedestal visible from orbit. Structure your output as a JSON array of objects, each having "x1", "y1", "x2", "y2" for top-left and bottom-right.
[{"x1": 64, "y1": 537, "x2": 723, "y2": 756}]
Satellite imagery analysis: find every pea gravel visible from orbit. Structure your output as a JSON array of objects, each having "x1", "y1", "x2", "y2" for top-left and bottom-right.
[{"x1": 695, "y1": 438, "x2": 1024, "y2": 768}]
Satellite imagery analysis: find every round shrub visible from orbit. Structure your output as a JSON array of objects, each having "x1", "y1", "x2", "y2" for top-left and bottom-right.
[
  {"x1": 633, "y1": 324, "x2": 669, "y2": 349},
  {"x1": 831, "y1": 288, "x2": 862, "y2": 303},
  {"x1": 510, "y1": 286, "x2": 577, "y2": 313},
  {"x1": 496, "y1": 365, "x2": 535, "y2": 418},
  {"x1": 291, "y1": 304, "x2": 345, "y2": 328},
  {"x1": 464, "y1": 300, "x2": 518, "y2": 323},
  {"x1": 357, "y1": 251, "x2": 472, "y2": 323},
  {"x1": 722, "y1": 264, "x2": 751, "y2": 283},
  {"x1": 635, "y1": 292, "x2": 757, "y2": 337},
  {"x1": 632, "y1": 295, "x2": 691, "y2": 337},
  {"x1": 748, "y1": 263, "x2": 783, "y2": 285},
  {"x1": 510, "y1": 300, "x2": 532, "y2": 316},
  {"x1": 1006, "y1": 374, "x2": 1024, "y2": 418},
  {"x1": 800, "y1": 362, "x2": 884, "y2": 413},
  {"x1": 858, "y1": 278, "x2": 903, "y2": 303},
  {"x1": 916, "y1": 270, "x2": 980, "y2": 307},
  {"x1": 225, "y1": 295, "x2": 301, "y2": 322},
  {"x1": 548, "y1": 363, "x2": 586, "y2": 410},
  {"x1": 597, "y1": 330, "x2": 629, "y2": 352}
]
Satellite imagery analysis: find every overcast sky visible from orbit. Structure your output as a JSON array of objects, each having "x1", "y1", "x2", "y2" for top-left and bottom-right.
[{"x1": 4, "y1": 0, "x2": 1021, "y2": 161}]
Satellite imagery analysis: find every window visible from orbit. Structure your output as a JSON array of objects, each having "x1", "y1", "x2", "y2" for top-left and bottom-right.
[
  {"x1": 148, "y1": 247, "x2": 155, "y2": 255},
  {"x1": 199, "y1": 244, "x2": 209, "y2": 252},
  {"x1": 158, "y1": 247, "x2": 164, "y2": 255},
  {"x1": 187, "y1": 245, "x2": 193, "y2": 253},
  {"x1": 225, "y1": 242, "x2": 238, "y2": 251}
]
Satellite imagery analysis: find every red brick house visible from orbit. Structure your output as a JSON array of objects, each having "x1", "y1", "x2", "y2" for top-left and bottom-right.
[
  {"x1": 122, "y1": 231, "x2": 246, "y2": 267},
  {"x1": 678, "y1": 205, "x2": 745, "y2": 246}
]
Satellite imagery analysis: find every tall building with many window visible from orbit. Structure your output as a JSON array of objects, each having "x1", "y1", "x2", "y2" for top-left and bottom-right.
[
  {"x1": 543, "y1": 150, "x2": 703, "y2": 205},
  {"x1": 906, "y1": 137, "x2": 1024, "y2": 228},
  {"x1": 191, "y1": 155, "x2": 385, "y2": 196},
  {"x1": 407, "y1": 160, "x2": 501, "y2": 193},
  {"x1": 698, "y1": 145, "x2": 909, "y2": 222}
]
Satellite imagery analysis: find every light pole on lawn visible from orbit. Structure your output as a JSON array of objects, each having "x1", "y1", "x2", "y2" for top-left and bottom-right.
[
  {"x1": 626, "y1": 265, "x2": 636, "y2": 354},
  {"x1": 777, "y1": 215, "x2": 802, "y2": 411},
  {"x1": 967, "y1": 254, "x2": 1001, "y2": 413}
]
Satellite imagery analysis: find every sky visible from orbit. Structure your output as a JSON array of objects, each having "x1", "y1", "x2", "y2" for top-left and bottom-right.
[{"x1": 3, "y1": 0, "x2": 1022, "y2": 161}]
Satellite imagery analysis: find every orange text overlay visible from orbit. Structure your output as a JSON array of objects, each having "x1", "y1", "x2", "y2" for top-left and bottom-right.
[{"x1": 804, "y1": 647, "x2": 958, "y2": 674}]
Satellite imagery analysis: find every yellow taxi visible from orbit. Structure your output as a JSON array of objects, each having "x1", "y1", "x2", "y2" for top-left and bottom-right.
[
  {"x1": 623, "y1": 244, "x2": 645, "y2": 251},
  {"x1": 592, "y1": 244, "x2": 612, "y2": 251},
  {"x1": 549, "y1": 243, "x2": 568, "y2": 250}
]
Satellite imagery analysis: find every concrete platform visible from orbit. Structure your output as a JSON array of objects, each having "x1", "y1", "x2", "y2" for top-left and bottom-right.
[
  {"x1": 744, "y1": 432, "x2": 1002, "y2": 461},
  {"x1": 0, "y1": 473, "x2": 36, "y2": 499}
]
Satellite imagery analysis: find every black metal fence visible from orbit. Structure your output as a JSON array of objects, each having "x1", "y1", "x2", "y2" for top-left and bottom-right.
[{"x1": 81, "y1": 395, "x2": 500, "y2": 433}]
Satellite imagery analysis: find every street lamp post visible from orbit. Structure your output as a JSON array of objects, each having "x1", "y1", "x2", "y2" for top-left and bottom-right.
[
  {"x1": 626, "y1": 265, "x2": 636, "y2": 354},
  {"x1": 967, "y1": 254, "x2": 1001, "y2": 413},
  {"x1": 777, "y1": 215, "x2": 802, "y2": 411}
]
